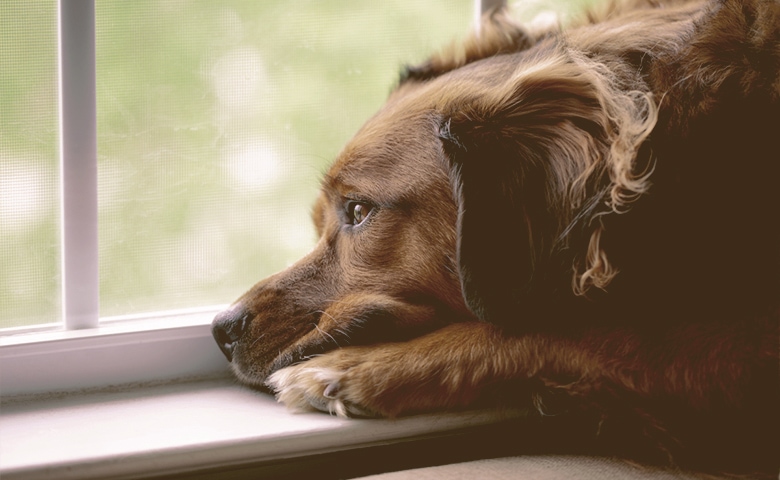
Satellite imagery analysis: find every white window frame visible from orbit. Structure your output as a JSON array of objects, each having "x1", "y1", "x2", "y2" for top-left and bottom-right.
[
  {"x1": 0, "y1": 0, "x2": 504, "y2": 399},
  {"x1": 0, "y1": 0, "x2": 232, "y2": 398}
]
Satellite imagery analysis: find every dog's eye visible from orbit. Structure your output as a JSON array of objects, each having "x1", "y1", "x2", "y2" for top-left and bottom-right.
[{"x1": 345, "y1": 200, "x2": 373, "y2": 226}]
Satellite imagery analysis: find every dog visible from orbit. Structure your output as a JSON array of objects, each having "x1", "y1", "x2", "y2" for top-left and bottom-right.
[{"x1": 212, "y1": 0, "x2": 779, "y2": 476}]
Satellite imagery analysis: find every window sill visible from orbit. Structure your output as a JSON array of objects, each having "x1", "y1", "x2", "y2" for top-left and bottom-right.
[
  {"x1": 0, "y1": 308, "x2": 525, "y2": 478},
  {"x1": 0, "y1": 307, "x2": 229, "y2": 397},
  {"x1": 0, "y1": 377, "x2": 526, "y2": 480}
]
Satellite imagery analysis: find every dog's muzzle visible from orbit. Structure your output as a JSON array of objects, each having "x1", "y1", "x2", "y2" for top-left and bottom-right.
[{"x1": 211, "y1": 307, "x2": 250, "y2": 362}]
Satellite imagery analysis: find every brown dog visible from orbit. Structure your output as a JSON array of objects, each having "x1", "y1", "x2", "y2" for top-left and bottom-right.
[{"x1": 212, "y1": 0, "x2": 779, "y2": 476}]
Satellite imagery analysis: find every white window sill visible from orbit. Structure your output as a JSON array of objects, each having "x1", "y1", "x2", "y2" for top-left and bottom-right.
[
  {"x1": 0, "y1": 307, "x2": 230, "y2": 397},
  {"x1": 0, "y1": 376, "x2": 525, "y2": 480},
  {"x1": 0, "y1": 308, "x2": 524, "y2": 478}
]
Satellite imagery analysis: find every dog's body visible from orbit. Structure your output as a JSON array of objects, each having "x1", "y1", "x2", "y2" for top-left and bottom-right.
[{"x1": 212, "y1": 0, "x2": 779, "y2": 476}]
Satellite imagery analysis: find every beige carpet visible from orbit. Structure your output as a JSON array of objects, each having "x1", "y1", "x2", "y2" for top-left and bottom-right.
[{"x1": 357, "y1": 455, "x2": 707, "y2": 480}]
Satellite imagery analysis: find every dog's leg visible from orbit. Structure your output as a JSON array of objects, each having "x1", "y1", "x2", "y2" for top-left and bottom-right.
[
  {"x1": 267, "y1": 317, "x2": 778, "y2": 473},
  {"x1": 266, "y1": 321, "x2": 572, "y2": 417},
  {"x1": 267, "y1": 317, "x2": 778, "y2": 420}
]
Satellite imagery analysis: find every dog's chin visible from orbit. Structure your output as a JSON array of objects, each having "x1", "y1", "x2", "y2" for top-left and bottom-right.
[
  {"x1": 232, "y1": 315, "x2": 430, "y2": 393},
  {"x1": 227, "y1": 360, "x2": 273, "y2": 392},
  {"x1": 232, "y1": 341, "x2": 329, "y2": 393}
]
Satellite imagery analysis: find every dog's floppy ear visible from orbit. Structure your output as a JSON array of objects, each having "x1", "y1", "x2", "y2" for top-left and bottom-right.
[{"x1": 439, "y1": 53, "x2": 656, "y2": 329}]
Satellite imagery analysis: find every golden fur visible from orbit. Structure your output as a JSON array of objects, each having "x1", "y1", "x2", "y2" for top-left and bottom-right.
[{"x1": 213, "y1": 0, "x2": 779, "y2": 476}]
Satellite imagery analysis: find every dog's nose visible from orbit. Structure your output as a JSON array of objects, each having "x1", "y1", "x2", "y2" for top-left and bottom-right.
[{"x1": 211, "y1": 307, "x2": 250, "y2": 362}]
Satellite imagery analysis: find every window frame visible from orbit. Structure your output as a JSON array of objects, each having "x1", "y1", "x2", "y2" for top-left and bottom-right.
[
  {"x1": 0, "y1": 307, "x2": 229, "y2": 397},
  {"x1": 0, "y1": 0, "x2": 503, "y2": 399},
  {"x1": 59, "y1": 0, "x2": 99, "y2": 332}
]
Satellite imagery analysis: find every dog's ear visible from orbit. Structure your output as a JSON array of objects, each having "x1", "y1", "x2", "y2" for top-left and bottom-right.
[{"x1": 439, "y1": 54, "x2": 656, "y2": 329}]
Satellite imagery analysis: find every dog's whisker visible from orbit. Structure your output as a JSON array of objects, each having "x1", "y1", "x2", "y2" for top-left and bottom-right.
[
  {"x1": 313, "y1": 309, "x2": 354, "y2": 329},
  {"x1": 247, "y1": 333, "x2": 266, "y2": 350},
  {"x1": 312, "y1": 323, "x2": 340, "y2": 347}
]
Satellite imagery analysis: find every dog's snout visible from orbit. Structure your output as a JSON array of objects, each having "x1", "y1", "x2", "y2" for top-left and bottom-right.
[{"x1": 212, "y1": 308, "x2": 251, "y2": 362}]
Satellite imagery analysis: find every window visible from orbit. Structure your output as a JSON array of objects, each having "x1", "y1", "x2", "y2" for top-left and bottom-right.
[
  {"x1": 2, "y1": 1, "x2": 475, "y2": 331},
  {"x1": 0, "y1": 0, "x2": 605, "y2": 397},
  {"x1": 1, "y1": 0, "x2": 476, "y2": 396}
]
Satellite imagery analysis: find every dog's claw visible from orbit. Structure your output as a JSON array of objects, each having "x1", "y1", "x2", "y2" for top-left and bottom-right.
[
  {"x1": 323, "y1": 381, "x2": 340, "y2": 399},
  {"x1": 304, "y1": 391, "x2": 333, "y2": 414},
  {"x1": 266, "y1": 359, "x2": 383, "y2": 418}
]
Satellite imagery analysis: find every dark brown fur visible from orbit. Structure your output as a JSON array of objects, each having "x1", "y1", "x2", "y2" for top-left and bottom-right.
[{"x1": 212, "y1": 0, "x2": 780, "y2": 476}]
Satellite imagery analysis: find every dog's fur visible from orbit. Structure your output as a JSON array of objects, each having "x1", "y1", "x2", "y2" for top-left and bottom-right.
[{"x1": 212, "y1": 0, "x2": 779, "y2": 476}]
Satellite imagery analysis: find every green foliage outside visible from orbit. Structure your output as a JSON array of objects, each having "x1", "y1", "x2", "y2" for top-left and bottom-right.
[{"x1": 1, "y1": 0, "x2": 473, "y2": 327}]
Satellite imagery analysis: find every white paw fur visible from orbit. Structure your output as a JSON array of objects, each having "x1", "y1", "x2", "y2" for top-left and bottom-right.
[{"x1": 266, "y1": 364, "x2": 373, "y2": 418}]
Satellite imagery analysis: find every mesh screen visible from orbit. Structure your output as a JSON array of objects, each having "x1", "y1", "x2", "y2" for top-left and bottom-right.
[
  {"x1": 0, "y1": 1, "x2": 61, "y2": 328},
  {"x1": 94, "y1": 1, "x2": 473, "y2": 317}
]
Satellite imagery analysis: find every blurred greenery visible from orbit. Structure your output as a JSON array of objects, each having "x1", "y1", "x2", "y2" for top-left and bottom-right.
[
  {"x1": 0, "y1": 0, "x2": 60, "y2": 328},
  {"x1": 94, "y1": 0, "x2": 476, "y2": 319},
  {"x1": 1, "y1": 0, "x2": 473, "y2": 327},
  {"x1": 1, "y1": 0, "x2": 598, "y2": 328}
]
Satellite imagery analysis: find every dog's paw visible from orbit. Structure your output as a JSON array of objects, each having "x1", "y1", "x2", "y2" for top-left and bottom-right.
[
  {"x1": 265, "y1": 350, "x2": 381, "y2": 418},
  {"x1": 265, "y1": 329, "x2": 488, "y2": 418}
]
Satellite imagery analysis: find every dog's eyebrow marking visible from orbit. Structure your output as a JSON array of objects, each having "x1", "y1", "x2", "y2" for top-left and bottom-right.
[
  {"x1": 322, "y1": 171, "x2": 375, "y2": 206},
  {"x1": 324, "y1": 166, "x2": 415, "y2": 210},
  {"x1": 322, "y1": 173, "x2": 337, "y2": 188},
  {"x1": 322, "y1": 172, "x2": 355, "y2": 199}
]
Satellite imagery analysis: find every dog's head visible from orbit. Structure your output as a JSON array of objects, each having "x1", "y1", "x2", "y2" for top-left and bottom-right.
[
  {"x1": 212, "y1": 13, "x2": 657, "y2": 388},
  {"x1": 211, "y1": 81, "x2": 471, "y2": 386}
]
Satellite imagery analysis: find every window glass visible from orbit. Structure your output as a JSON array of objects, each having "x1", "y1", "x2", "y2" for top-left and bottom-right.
[
  {"x1": 0, "y1": 1, "x2": 60, "y2": 328},
  {"x1": 94, "y1": 1, "x2": 473, "y2": 318}
]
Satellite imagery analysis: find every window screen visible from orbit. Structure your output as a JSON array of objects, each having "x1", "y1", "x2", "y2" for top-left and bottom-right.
[
  {"x1": 0, "y1": 1, "x2": 60, "y2": 328},
  {"x1": 1, "y1": 1, "x2": 473, "y2": 327},
  {"x1": 94, "y1": 1, "x2": 473, "y2": 318}
]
